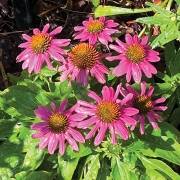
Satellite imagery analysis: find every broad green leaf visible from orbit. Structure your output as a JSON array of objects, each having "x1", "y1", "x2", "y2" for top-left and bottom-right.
[
  {"x1": 172, "y1": 48, "x2": 180, "y2": 76},
  {"x1": 153, "y1": 82, "x2": 173, "y2": 97},
  {"x1": 71, "y1": 81, "x2": 92, "y2": 101},
  {"x1": 154, "y1": 72, "x2": 171, "y2": 81},
  {"x1": 0, "y1": 118, "x2": 18, "y2": 138},
  {"x1": 112, "y1": 157, "x2": 131, "y2": 180},
  {"x1": 134, "y1": 126, "x2": 180, "y2": 166},
  {"x1": 22, "y1": 142, "x2": 46, "y2": 171},
  {"x1": 97, "y1": 158, "x2": 111, "y2": 180},
  {"x1": 94, "y1": 5, "x2": 153, "y2": 17},
  {"x1": 164, "y1": 41, "x2": 176, "y2": 76},
  {"x1": 39, "y1": 66, "x2": 57, "y2": 77},
  {"x1": 58, "y1": 155, "x2": 79, "y2": 180},
  {"x1": 146, "y1": 169, "x2": 167, "y2": 180},
  {"x1": 0, "y1": 134, "x2": 24, "y2": 179},
  {"x1": 82, "y1": 154, "x2": 100, "y2": 180},
  {"x1": 91, "y1": 0, "x2": 99, "y2": 7},
  {"x1": 137, "y1": 16, "x2": 172, "y2": 25},
  {"x1": 26, "y1": 171, "x2": 52, "y2": 180},
  {"x1": 15, "y1": 171, "x2": 30, "y2": 180},
  {"x1": 169, "y1": 107, "x2": 180, "y2": 127},
  {"x1": 136, "y1": 153, "x2": 180, "y2": 180}
]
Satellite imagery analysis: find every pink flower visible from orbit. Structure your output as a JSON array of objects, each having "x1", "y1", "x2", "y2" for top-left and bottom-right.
[
  {"x1": 58, "y1": 43, "x2": 110, "y2": 86},
  {"x1": 75, "y1": 85, "x2": 139, "y2": 146},
  {"x1": 17, "y1": 24, "x2": 70, "y2": 74},
  {"x1": 106, "y1": 34, "x2": 160, "y2": 83},
  {"x1": 73, "y1": 16, "x2": 119, "y2": 45},
  {"x1": 120, "y1": 82, "x2": 167, "y2": 134},
  {"x1": 31, "y1": 100, "x2": 87, "y2": 155}
]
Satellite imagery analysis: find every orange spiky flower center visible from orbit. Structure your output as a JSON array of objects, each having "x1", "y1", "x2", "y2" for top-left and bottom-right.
[
  {"x1": 87, "y1": 20, "x2": 104, "y2": 34},
  {"x1": 31, "y1": 34, "x2": 51, "y2": 54},
  {"x1": 48, "y1": 113, "x2": 69, "y2": 134},
  {"x1": 96, "y1": 100, "x2": 120, "y2": 123},
  {"x1": 133, "y1": 95, "x2": 152, "y2": 115},
  {"x1": 126, "y1": 44, "x2": 146, "y2": 63},
  {"x1": 69, "y1": 43, "x2": 100, "y2": 69}
]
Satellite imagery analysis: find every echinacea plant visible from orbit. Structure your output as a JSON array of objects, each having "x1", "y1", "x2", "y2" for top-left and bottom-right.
[{"x1": 1, "y1": 13, "x2": 180, "y2": 180}]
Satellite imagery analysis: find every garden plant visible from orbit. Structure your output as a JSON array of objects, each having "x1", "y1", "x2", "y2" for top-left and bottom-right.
[{"x1": 0, "y1": 0, "x2": 180, "y2": 179}]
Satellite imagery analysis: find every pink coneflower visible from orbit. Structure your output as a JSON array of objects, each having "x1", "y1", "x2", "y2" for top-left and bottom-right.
[
  {"x1": 31, "y1": 100, "x2": 86, "y2": 155},
  {"x1": 58, "y1": 43, "x2": 110, "y2": 86},
  {"x1": 73, "y1": 16, "x2": 119, "y2": 45},
  {"x1": 120, "y1": 82, "x2": 167, "y2": 134},
  {"x1": 106, "y1": 34, "x2": 160, "y2": 83},
  {"x1": 75, "y1": 85, "x2": 139, "y2": 146},
  {"x1": 17, "y1": 24, "x2": 70, "y2": 74}
]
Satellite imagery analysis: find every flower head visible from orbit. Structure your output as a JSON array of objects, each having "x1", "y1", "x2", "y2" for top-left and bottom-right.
[
  {"x1": 58, "y1": 43, "x2": 110, "y2": 86},
  {"x1": 73, "y1": 16, "x2": 119, "y2": 46},
  {"x1": 106, "y1": 34, "x2": 160, "y2": 83},
  {"x1": 17, "y1": 24, "x2": 70, "y2": 74},
  {"x1": 31, "y1": 100, "x2": 87, "y2": 155},
  {"x1": 120, "y1": 82, "x2": 167, "y2": 134},
  {"x1": 75, "y1": 85, "x2": 139, "y2": 146}
]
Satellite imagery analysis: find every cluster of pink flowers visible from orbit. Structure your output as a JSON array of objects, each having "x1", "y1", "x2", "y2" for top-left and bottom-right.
[
  {"x1": 17, "y1": 16, "x2": 167, "y2": 155},
  {"x1": 31, "y1": 82, "x2": 167, "y2": 155}
]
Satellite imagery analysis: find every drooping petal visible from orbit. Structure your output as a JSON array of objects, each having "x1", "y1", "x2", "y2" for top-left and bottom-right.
[
  {"x1": 59, "y1": 134, "x2": 66, "y2": 155},
  {"x1": 48, "y1": 133, "x2": 58, "y2": 154},
  {"x1": 94, "y1": 123, "x2": 108, "y2": 146}
]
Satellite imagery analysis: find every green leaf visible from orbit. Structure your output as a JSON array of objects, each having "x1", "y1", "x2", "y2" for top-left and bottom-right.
[
  {"x1": 26, "y1": 171, "x2": 51, "y2": 180},
  {"x1": 91, "y1": 0, "x2": 99, "y2": 7},
  {"x1": 172, "y1": 48, "x2": 180, "y2": 76},
  {"x1": 0, "y1": 118, "x2": 18, "y2": 138},
  {"x1": 164, "y1": 41, "x2": 176, "y2": 75},
  {"x1": 145, "y1": 2, "x2": 174, "y2": 17},
  {"x1": 97, "y1": 158, "x2": 111, "y2": 180},
  {"x1": 112, "y1": 157, "x2": 131, "y2": 180},
  {"x1": 57, "y1": 155, "x2": 79, "y2": 180},
  {"x1": 150, "y1": 23, "x2": 179, "y2": 49},
  {"x1": 134, "y1": 124, "x2": 180, "y2": 166},
  {"x1": 169, "y1": 107, "x2": 180, "y2": 127},
  {"x1": 137, "y1": 16, "x2": 172, "y2": 25},
  {"x1": 22, "y1": 141, "x2": 46, "y2": 171},
  {"x1": 136, "y1": 153, "x2": 180, "y2": 180},
  {"x1": 71, "y1": 81, "x2": 92, "y2": 101},
  {"x1": 39, "y1": 66, "x2": 57, "y2": 77},
  {"x1": 82, "y1": 154, "x2": 100, "y2": 180},
  {"x1": 94, "y1": 5, "x2": 153, "y2": 17}
]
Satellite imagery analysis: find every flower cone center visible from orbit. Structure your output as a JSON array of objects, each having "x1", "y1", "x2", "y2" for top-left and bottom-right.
[
  {"x1": 31, "y1": 34, "x2": 50, "y2": 54},
  {"x1": 87, "y1": 20, "x2": 104, "y2": 34},
  {"x1": 96, "y1": 100, "x2": 120, "y2": 123},
  {"x1": 48, "y1": 113, "x2": 69, "y2": 134},
  {"x1": 70, "y1": 43, "x2": 100, "y2": 69},
  {"x1": 126, "y1": 44, "x2": 145, "y2": 63},
  {"x1": 133, "y1": 95, "x2": 152, "y2": 115}
]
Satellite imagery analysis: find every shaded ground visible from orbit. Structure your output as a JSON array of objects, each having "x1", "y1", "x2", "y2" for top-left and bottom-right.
[{"x1": 0, "y1": 0, "x2": 173, "y2": 90}]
